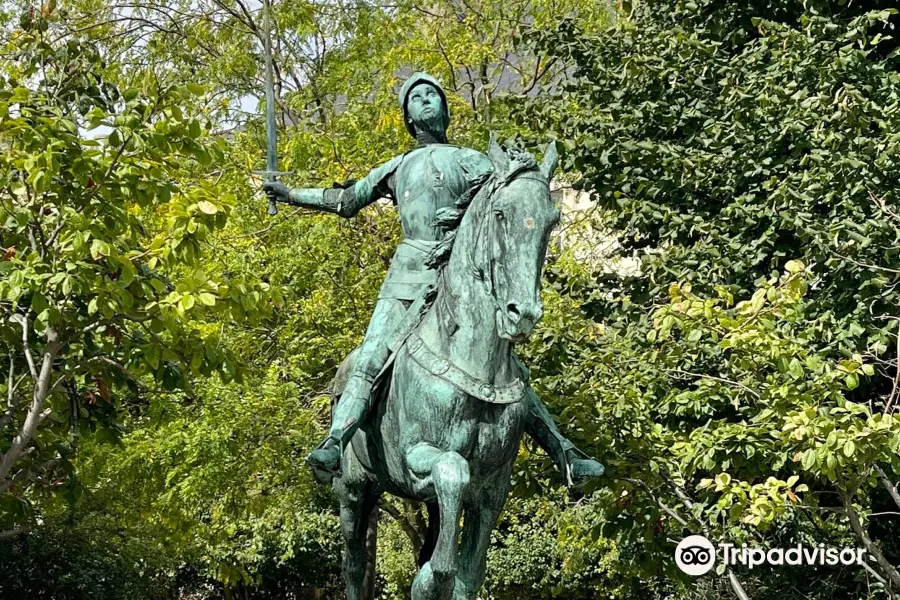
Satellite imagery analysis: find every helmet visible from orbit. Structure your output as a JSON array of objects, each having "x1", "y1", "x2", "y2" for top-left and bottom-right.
[{"x1": 399, "y1": 72, "x2": 451, "y2": 139}]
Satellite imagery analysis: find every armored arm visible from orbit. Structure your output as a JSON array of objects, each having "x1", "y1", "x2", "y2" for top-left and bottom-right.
[
  {"x1": 262, "y1": 182, "x2": 358, "y2": 217},
  {"x1": 264, "y1": 154, "x2": 404, "y2": 218},
  {"x1": 288, "y1": 186, "x2": 361, "y2": 217}
]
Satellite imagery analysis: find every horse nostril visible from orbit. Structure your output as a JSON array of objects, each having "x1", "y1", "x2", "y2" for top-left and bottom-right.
[{"x1": 506, "y1": 303, "x2": 521, "y2": 321}]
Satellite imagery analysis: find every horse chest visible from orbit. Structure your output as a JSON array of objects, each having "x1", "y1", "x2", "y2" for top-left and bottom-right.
[{"x1": 390, "y1": 350, "x2": 525, "y2": 462}]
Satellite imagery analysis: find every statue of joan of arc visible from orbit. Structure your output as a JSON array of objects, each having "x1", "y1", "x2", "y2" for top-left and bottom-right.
[{"x1": 264, "y1": 72, "x2": 604, "y2": 487}]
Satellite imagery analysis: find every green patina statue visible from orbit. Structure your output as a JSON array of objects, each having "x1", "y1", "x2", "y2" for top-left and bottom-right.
[{"x1": 264, "y1": 72, "x2": 604, "y2": 600}]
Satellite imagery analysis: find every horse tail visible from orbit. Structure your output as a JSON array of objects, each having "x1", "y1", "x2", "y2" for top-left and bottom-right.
[{"x1": 417, "y1": 502, "x2": 440, "y2": 567}]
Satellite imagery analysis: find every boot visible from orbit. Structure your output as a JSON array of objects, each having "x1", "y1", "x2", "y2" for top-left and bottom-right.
[
  {"x1": 306, "y1": 435, "x2": 344, "y2": 485},
  {"x1": 523, "y1": 388, "x2": 605, "y2": 488},
  {"x1": 563, "y1": 446, "x2": 605, "y2": 488},
  {"x1": 306, "y1": 374, "x2": 372, "y2": 484}
]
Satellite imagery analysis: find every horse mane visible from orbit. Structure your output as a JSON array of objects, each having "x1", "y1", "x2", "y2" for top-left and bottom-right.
[{"x1": 425, "y1": 146, "x2": 539, "y2": 270}]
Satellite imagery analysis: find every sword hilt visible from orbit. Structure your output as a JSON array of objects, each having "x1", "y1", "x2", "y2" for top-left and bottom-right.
[{"x1": 253, "y1": 170, "x2": 293, "y2": 216}]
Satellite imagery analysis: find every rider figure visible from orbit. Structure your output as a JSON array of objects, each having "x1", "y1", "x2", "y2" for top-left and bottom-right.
[{"x1": 264, "y1": 72, "x2": 604, "y2": 487}]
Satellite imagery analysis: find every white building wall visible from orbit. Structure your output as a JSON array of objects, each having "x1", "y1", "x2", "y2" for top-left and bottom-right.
[{"x1": 550, "y1": 183, "x2": 640, "y2": 277}]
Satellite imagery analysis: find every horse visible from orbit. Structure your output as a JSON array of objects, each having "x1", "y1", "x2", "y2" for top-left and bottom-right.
[{"x1": 331, "y1": 138, "x2": 560, "y2": 600}]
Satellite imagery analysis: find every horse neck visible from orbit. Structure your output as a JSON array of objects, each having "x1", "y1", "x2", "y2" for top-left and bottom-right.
[{"x1": 429, "y1": 200, "x2": 514, "y2": 383}]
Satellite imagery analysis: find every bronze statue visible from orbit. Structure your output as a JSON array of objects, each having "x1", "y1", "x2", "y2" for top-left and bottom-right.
[{"x1": 264, "y1": 72, "x2": 604, "y2": 599}]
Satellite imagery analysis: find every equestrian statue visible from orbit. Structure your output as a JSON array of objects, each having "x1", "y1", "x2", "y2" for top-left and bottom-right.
[{"x1": 264, "y1": 72, "x2": 604, "y2": 600}]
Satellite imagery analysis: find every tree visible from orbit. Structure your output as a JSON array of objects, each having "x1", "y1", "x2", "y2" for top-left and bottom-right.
[
  {"x1": 517, "y1": 2, "x2": 900, "y2": 597},
  {"x1": 0, "y1": 6, "x2": 276, "y2": 534}
]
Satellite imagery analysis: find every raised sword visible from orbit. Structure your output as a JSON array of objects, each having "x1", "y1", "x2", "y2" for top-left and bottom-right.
[{"x1": 254, "y1": 0, "x2": 290, "y2": 215}]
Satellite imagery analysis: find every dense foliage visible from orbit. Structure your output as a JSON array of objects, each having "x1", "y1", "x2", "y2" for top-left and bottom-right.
[
  {"x1": 516, "y1": 0, "x2": 900, "y2": 597},
  {"x1": 0, "y1": 9, "x2": 278, "y2": 529},
  {"x1": 4, "y1": 0, "x2": 900, "y2": 599}
]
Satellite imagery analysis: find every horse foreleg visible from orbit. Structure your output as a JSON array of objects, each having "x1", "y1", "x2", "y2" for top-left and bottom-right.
[
  {"x1": 407, "y1": 444, "x2": 470, "y2": 600},
  {"x1": 418, "y1": 502, "x2": 440, "y2": 567},
  {"x1": 334, "y1": 448, "x2": 381, "y2": 600},
  {"x1": 452, "y1": 493, "x2": 508, "y2": 600}
]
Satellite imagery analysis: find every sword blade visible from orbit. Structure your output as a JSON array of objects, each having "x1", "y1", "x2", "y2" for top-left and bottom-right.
[{"x1": 262, "y1": 0, "x2": 278, "y2": 215}]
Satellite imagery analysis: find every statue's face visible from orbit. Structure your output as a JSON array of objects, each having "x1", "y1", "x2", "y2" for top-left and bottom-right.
[{"x1": 406, "y1": 83, "x2": 445, "y2": 134}]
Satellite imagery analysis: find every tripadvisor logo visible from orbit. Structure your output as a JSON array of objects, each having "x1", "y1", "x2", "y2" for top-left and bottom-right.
[
  {"x1": 676, "y1": 535, "x2": 716, "y2": 576},
  {"x1": 675, "y1": 535, "x2": 868, "y2": 576}
]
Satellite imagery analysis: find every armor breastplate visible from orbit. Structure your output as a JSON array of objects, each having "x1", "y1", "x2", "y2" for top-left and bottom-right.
[
  {"x1": 378, "y1": 145, "x2": 492, "y2": 302},
  {"x1": 394, "y1": 145, "x2": 472, "y2": 242},
  {"x1": 378, "y1": 239, "x2": 441, "y2": 300}
]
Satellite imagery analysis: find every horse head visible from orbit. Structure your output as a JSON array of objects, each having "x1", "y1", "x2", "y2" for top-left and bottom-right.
[{"x1": 470, "y1": 137, "x2": 560, "y2": 342}]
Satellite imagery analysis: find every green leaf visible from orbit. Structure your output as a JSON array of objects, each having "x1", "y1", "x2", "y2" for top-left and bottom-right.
[
  {"x1": 90, "y1": 239, "x2": 111, "y2": 259},
  {"x1": 843, "y1": 440, "x2": 856, "y2": 458},
  {"x1": 198, "y1": 292, "x2": 216, "y2": 306},
  {"x1": 801, "y1": 450, "x2": 816, "y2": 470},
  {"x1": 31, "y1": 293, "x2": 49, "y2": 314}
]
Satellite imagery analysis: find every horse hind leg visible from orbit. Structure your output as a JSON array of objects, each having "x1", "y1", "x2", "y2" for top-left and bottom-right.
[
  {"x1": 407, "y1": 444, "x2": 470, "y2": 600},
  {"x1": 417, "y1": 502, "x2": 440, "y2": 568},
  {"x1": 334, "y1": 443, "x2": 381, "y2": 600}
]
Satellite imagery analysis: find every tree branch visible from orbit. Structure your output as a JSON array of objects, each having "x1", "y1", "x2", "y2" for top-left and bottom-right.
[
  {"x1": 666, "y1": 476, "x2": 753, "y2": 600},
  {"x1": 666, "y1": 368, "x2": 761, "y2": 399},
  {"x1": 0, "y1": 327, "x2": 60, "y2": 485},
  {"x1": 727, "y1": 572, "x2": 751, "y2": 600},
  {"x1": 45, "y1": 219, "x2": 67, "y2": 249},
  {"x1": 11, "y1": 314, "x2": 37, "y2": 380},
  {"x1": 1, "y1": 373, "x2": 28, "y2": 431},
  {"x1": 885, "y1": 318, "x2": 900, "y2": 414},
  {"x1": 0, "y1": 526, "x2": 30, "y2": 540},
  {"x1": 6, "y1": 353, "x2": 14, "y2": 406},
  {"x1": 875, "y1": 465, "x2": 900, "y2": 513},
  {"x1": 860, "y1": 557, "x2": 895, "y2": 598},
  {"x1": 379, "y1": 498, "x2": 423, "y2": 556},
  {"x1": 840, "y1": 487, "x2": 900, "y2": 588}
]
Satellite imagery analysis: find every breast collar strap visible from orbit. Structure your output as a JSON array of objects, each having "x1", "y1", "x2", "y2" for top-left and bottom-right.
[{"x1": 407, "y1": 329, "x2": 525, "y2": 405}]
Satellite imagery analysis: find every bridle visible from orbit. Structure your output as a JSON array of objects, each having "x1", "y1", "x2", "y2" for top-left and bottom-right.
[
  {"x1": 411, "y1": 167, "x2": 551, "y2": 405},
  {"x1": 468, "y1": 170, "x2": 551, "y2": 315}
]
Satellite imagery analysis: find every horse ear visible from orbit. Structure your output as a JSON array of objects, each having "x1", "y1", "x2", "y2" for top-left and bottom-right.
[
  {"x1": 540, "y1": 141, "x2": 559, "y2": 181},
  {"x1": 488, "y1": 132, "x2": 510, "y2": 174}
]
